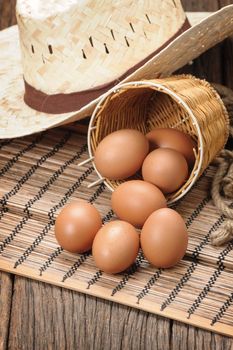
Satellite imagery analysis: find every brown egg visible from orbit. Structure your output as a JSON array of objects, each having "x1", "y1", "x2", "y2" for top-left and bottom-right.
[
  {"x1": 111, "y1": 180, "x2": 167, "y2": 228},
  {"x1": 140, "y1": 208, "x2": 188, "y2": 268},
  {"x1": 55, "y1": 201, "x2": 102, "y2": 253},
  {"x1": 142, "y1": 148, "x2": 188, "y2": 193},
  {"x1": 146, "y1": 128, "x2": 196, "y2": 167},
  {"x1": 94, "y1": 129, "x2": 149, "y2": 180},
  {"x1": 92, "y1": 220, "x2": 140, "y2": 274}
]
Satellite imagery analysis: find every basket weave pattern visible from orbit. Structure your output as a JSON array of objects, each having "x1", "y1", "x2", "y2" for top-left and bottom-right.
[{"x1": 89, "y1": 75, "x2": 229, "y2": 202}]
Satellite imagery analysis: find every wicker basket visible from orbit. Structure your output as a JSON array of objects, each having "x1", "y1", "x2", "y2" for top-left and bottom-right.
[{"x1": 87, "y1": 75, "x2": 229, "y2": 203}]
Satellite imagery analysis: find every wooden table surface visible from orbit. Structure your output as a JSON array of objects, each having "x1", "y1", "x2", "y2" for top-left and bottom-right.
[{"x1": 0, "y1": 1, "x2": 233, "y2": 349}]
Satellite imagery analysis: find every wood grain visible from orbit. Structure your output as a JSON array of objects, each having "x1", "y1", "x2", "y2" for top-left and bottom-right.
[
  {"x1": 181, "y1": 0, "x2": 219, "y2": 11},
  {"x1": 6, "y1": 278, "x2": 172, "y2": 350},
  {"x1": 0, "y1": 0, "x2": 16, "y2": 29},
  {"x1": 179, "y1": 1, "x2": 222, "y2": 84},
  {"x1": 220, "y1": 0, "x2": 233, "y2": 89},
  {"x1": 1, "y1": 128, "x2": 233, "y2": 333},
  {"x1": 0, "y1": 0, "x2": 233, "y2": 349},
  {"x1": 0, "y1": 272, "x2": 13, "y2": 350}
]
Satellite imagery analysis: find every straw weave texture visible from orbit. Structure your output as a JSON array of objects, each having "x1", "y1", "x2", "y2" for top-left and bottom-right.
[
  {"x1": 1, "y1": 7, "x2": 233, "y2": 139},
  {"x1": 89, "y1": 75, "x2": 229, "y2": 202},
  {"x1": 16, "y1": 0, "x2": 185, "y2": 94},
  {"x1": 0, "y1": 128, "x2": 233, "y2": 337}
]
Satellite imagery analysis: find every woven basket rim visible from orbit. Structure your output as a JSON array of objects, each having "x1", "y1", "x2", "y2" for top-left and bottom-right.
[{"x1": 88, "y1": 78, "x2": 206, "y2": 204}]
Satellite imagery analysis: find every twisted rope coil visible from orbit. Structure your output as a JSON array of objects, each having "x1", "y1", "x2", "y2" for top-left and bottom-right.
[{"x1": 210, "y1": 84, "x2": 233, "y2": 246}]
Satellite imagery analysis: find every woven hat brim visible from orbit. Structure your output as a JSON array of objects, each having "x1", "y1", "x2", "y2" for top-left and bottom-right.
[{"x1": 1, "y1": 6, "x2": 233, "y2": 139}]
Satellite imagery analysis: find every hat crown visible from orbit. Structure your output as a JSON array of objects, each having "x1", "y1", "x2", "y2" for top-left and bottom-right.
[
  {"x1": 17, "y1": 0, "x2": 81, "y2": 18},
  {"x1": 16, "y1": 0, "x2": 186, "y2": 95}
]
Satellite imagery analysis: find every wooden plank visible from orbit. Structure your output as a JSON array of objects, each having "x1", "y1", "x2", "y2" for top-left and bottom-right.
[
  {"x1": 181, "y1": 0, "x2": 219, "y2": 11},
  {"x1": 1, "y1": 130, "x2": 233, "y2": 339},
  {"x1": 165, "y1": 3, "x2": 233, "y2": 347},
  {"x1": 0, "y1": 0, "x2": 16, "y2": 29},
  {"x1": 6, "y1": 275, "x2": 233, "y2": 349},
  {"x1": 0, "y1": 272, "x2": 13, "y2": 350},
  {"x1": 0, "y1": 7, "x2": 20, "y2": 350},
  {"x1": 7, "y1": 276, "x2": 171, "y2": 350},
  {"x1": 179, "y1": 0, "x2": 222, "y2": 83},
  {"x1": 219, "y1": 1, "x2": 233, "y2": 89},
  {"x1": 171, "y1": 321, "x2": 233, "y2": 350},
  {"x1": 1, "y1": 0, "x2": 233, "y2": 349}
]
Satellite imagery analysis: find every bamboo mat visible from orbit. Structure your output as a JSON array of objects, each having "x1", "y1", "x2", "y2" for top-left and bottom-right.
[{"x1": 0, "y1": 127, "x2": 233, "y2": 337}]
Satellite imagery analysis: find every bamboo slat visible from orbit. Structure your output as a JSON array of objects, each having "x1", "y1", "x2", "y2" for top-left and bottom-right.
[{"x1": 0, "y1": 128, "x2": 233, "y2": 337}]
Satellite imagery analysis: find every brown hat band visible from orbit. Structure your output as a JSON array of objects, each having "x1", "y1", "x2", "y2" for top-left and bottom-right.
[{"x1": 24, "y1": 18, "x2": 190, "y2": 115}]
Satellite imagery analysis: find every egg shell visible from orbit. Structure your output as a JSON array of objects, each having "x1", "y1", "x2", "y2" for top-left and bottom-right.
[
  {"x1": 92, "y1": 220, "x2": 140, "y2": 274},
  {"x1": 146, "y1": 128, "x2": 196, "y2": 167},
  {"x1": 94, "y1": 129, "x2": 149, "y2": 180},
  {"x1": 140, "y1": 208, "x2": 188, "y2": 268},
  {"x1": 142, "y1": 148, "x2": 188, "y2": 193},
  {"x1": 111, "y1": 180, "x2": 167, "y2": 228},
  {"x1": 55, "y1": 201, "x2": 102, "y2": 253}
]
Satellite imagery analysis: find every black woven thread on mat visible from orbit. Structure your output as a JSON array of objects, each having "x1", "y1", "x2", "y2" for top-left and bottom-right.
[
  {"x1": 192, "y1": 214, "x2": 226, "y2": 259},
  {"x1": 39, "y1": 184, "x2": 107, "y2": 276},
  {"x1": 129, "y1": 195, "x2": 211, "y2": 306},
  {"x1": 160, "y1": 262, "x2": 197, "y2": 311},
  {"x1": 61, "y1": 183, "x2": 107, "y2": 282},
  {"x1": 89, "y1": 183, "x2": 106, "y2": 204},
  {"x1": 13, "y1": 164, "x2": 93, "y2": 268},
  {"x1": 0, "y1": 139, "x2": 12, "y2": 150},
  {"x1": 62, "y1": 207, "x2": 114, "y2": 283},
  {"x1": 39, "y1": 246, "x2": 64, "y2": 276},
  {"x1": 0, "y1": 133, "x2": 43, "y2": 177},
  {"x1": 86, "y1": 210, "x2": 115, "y2": 289},
  {"x1": 160, "y1": 212, "x2": 226, "y2": 312},
  {"x1": 5, "y1": 141, "x2": 87, "y2": 258},
  {"x1": 87, "y1": 270, "x2": 103, "y2": 289},
  {"x1": 62, "y1": 169, "x2": 211, "y2": 295},
  {"x1": 0, "y1": 131, "x2": 71, "y2": 221},
  {"x1": 12, "y1": 143, "x2": 88, "y2": 266},
  {"x1": 0, "y1": 132, "x2": 72, "y2": 253},
  {"x1": 41, "y1": 166, "x2": 209, "y2": 282},
  {"x1": 102, "y1": 209, "x2": 114, "y2": 224},
  {"x1": 86, "y1": 169, "x2": 208, "y2": 294},
  {"x1": 211, "y1": 292, "x2": 233, "y2": 326},
  {"x1": 169, "y1": 170, "x2": 208, "y2": 212},
  {"x1": 136, "y1": 269, "x2": 163, "y2": 304},
  {"x1": 185, "y1": 196, "x2": 211, "y2": 228},
  {"x1": 187, "y1": 241, "x2": 233, "y2": 319},
  {"x1": 110, "y1": 250, "x2": 144, "y2": 297},
  {"x1": 62, "y1": 252, "x2": 91, "y2": 283},
  {"x1": 39, "y1": 186, "x2": 110, "y2": 276},
  {"x1": 109, "y1": 171, "x2": 210, "y2": 298}
]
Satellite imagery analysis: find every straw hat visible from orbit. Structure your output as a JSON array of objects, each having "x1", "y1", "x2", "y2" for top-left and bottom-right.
[{"x1": 1, "y1": 1, "x2": 233, "y2": 139}]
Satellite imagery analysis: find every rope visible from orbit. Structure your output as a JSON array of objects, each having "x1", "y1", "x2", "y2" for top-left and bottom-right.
[{"x1": 210, "y1": 84, "x2": 233, "y2": 246}]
